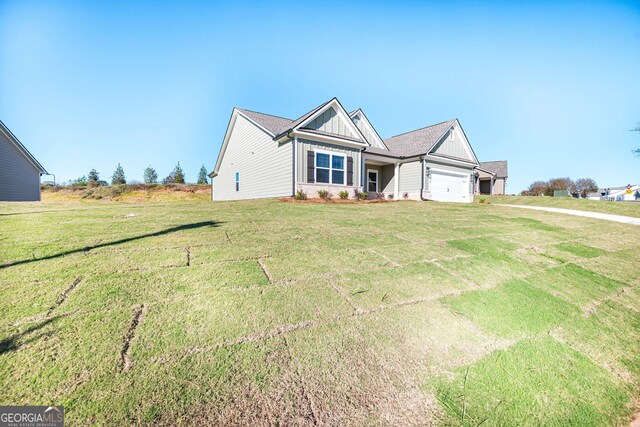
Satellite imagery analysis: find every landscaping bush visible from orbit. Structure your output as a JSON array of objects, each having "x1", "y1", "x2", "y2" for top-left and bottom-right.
[
  {"x1": 358, "y1": 192, "x2": 368, "y2": 200},
  {"x1": 402, "y1": 192, "x2": 409, "y2": 200},
  {"x1": 294, "y1": 190, "x2": 307, "y2": 200},
  {"x1": 387, "y1": 193, "x2": 394, "y2": 200},
  {"x1": 317, "y1": 189, "x2": 331, "y2": 200},
  {"x1": 338, "y1": 190, "x2": 349, "y2": 200}
]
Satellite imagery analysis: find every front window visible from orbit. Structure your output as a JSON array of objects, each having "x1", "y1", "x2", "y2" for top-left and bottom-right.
[
  {"x1": 235, "y1": 172, "x2": 239, "y2": 192},
  {"x1": 316, "y1": 152, "x2": 345, "y2": 185}
]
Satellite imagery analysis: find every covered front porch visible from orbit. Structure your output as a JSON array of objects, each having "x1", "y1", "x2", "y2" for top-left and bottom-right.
[
  {"x1": 475, "y1": 168, "x2": 496, "y2": 195},
  {"x1": 362, "y1": 152, "x2": 400, "y2": 200}
]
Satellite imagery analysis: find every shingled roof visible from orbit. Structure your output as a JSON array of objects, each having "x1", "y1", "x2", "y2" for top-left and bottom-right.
[
  {"x1": 479, "y1": 160, "x2": 508, "y2": 178},
  {"x1": 236, "y1": 109, "x2": 293, "y2": 136},
  {"x1": 380, "y1": 119, "x2": 456, "y2": 158}
]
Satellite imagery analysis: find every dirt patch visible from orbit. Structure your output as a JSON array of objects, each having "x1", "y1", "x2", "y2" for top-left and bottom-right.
[{"x1": 120, "y1": 304, "x2": 147, "y2": 372}]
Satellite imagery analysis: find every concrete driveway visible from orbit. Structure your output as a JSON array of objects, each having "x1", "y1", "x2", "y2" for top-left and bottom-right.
[{"x1": 495, "y1": 204, "x2": 640, "y2": 226}]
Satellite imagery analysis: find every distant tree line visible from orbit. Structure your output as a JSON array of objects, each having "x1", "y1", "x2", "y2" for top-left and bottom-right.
[
  {"x1": 522, "y1": 177, "x2": 598, "y2": 198},
  {"x1": 66, "y1": 163, "x2": 209, "y2": 186}
]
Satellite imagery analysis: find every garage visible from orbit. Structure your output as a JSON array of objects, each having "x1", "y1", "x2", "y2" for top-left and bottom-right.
[{"x1": 429, "y1": 170, "x2": 470, "y2": 202}]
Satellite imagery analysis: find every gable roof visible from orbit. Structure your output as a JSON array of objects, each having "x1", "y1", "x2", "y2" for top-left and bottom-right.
[
  {"x1": 381, "y1": 119, "x2": 457, "y2": 158},
  {"x1": 479, "y1": 160, "x2": 508, "y2": 178},
  {"x1": 349, "y1": 109, "x2": 388, "y2": 150},
  {"x1": 0, "y1": 120, "x2": 48, "y2": 174}
]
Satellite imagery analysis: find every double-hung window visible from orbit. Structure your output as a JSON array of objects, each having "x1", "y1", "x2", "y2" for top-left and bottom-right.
[
  {"x1": 235, "y1": 172, "x2": 240, "y2": 192},
  {"x1": 316, "y1": 152, "x2": 345, "y2": 185}
]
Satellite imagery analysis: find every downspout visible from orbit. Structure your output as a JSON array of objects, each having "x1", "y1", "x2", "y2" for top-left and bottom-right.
[
  {"x1": 292, "y1": 135, "x2": 297, "y2": 196},
  {"x1": 360, "y1": 148, "x2": 365, "y2": 191},
  {"x1": 420, "y1": 157, "x2": 428, "y2": 201}
]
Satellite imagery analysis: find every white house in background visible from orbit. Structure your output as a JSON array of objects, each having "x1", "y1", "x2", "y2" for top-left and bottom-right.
[
  {"x1": 587, "y1": 185, "x2": 640, "y2": 201},
  {"x1": 0, "y1": 120, "x2": 48, "y2": 201},
  {"x1": 210, "y1": 97, "x2": 502, "y2": 203}
]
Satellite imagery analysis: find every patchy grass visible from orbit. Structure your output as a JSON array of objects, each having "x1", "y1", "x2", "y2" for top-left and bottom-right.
[
  {"x1": 443, "y1": 280, "x2": 580, "y2": 338},
  {"x1": 433, "y1": 337, "x2": 629, "y2": 426},
  {"x1": 555, "y1": 242, "x2": 606, "y2": 258},
  {"x1": 1, "y1": 198, "x2": 639, "y2": 425}
]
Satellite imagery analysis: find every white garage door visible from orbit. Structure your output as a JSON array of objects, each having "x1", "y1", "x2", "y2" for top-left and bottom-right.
[{"x1": 430, "y1": 170, "x2": 469, "y2": 202}]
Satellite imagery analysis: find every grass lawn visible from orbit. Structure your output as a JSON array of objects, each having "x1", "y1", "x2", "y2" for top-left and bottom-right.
[
  {"x1": 477, "y1": 194, "x2": 640, "y2": 218},
  {"x1": 1, "y1": 198, "x2": 639, "y2": 425}
]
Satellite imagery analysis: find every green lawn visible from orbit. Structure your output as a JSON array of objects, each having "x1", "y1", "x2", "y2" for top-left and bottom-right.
[
  {"x1": 477, "y1": 194, "x2": 640, "y2": 218},
  {"x1": 1, "y1": 199, "x2": 639, "y2": 426}
]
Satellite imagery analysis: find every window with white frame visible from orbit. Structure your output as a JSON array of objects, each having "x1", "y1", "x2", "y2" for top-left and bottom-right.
[
  {"x1": 316, "y1": 152, "x2": 345, "y2": 185},
  {"x1": 235, "y1": 172, "x2": 239, "y2": 191}
]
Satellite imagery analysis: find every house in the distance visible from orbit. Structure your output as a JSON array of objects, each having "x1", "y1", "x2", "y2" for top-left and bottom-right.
[
  {"x1": 0, "y1": 120, "x2": 48, "y2": 201},
  {"x1": 475, "y1": 160, "x2": 508, "y2": 195},
  {"x1": 210, "y1": 98, "x2": 503, "y2": 203},
  {"x1": 587, "y1": 185, "x2": 640, "y2": 201}
]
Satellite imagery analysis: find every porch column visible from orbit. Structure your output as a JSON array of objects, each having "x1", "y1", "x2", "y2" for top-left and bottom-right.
[
  {"x1": 490, "y1": 176, "x2": 495, "y2": 195},
  {"x1": 394, "y1": 163, "x2": 400, "y2": 198}
]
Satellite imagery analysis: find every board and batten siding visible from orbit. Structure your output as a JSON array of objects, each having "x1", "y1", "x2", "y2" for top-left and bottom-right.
[
  {"x1": 0, "y1": 130, "x2": 41, "y2": 201},
  {"x1": 297, "y1": 139, "x2": 361, "y2": 186},
  {"x1": 354, "y1": 118, "x2": 384, "y2": 149},
  {"x1": 431, "y1": 127, "x2": 474, "y2": 161},
  {"x1": 213, "y1": 114, "x2": 292, "y2": 201},
  {"x1": 303, "y1": 108, "x2": 355, "y2": 139}
]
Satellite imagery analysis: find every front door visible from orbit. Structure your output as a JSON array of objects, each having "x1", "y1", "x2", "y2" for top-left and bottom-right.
[{"x1": 367, "y1": 170, "x2": 378, "y2": 193}]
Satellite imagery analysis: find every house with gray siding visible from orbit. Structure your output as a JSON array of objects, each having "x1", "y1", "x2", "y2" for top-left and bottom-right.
[
  {"x1": 0, "y1": 120, "x2": 48, "y2": 201},
  {"x1": 211, "y1": 98, "x2": 502, "y2": 203},
  {"x1": 475, "y1": 160, "x2": 508, "y2": 195}
]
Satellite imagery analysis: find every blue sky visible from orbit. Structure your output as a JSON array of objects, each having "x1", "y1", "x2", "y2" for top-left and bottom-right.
[{"x1": 1, "y1": 0, "x2": 639, "y2": 192}]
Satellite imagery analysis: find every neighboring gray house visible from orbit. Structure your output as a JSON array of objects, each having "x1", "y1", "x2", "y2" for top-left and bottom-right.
[
  {"x1": 211, "y1": 98, "x2": 498, "y2": 203},
  {"x1": 0, "y1": 120, "x2": 48, "y2": 201},
  {"x1": 475, "y1": 160, "x2": 508, "y2": 195}
]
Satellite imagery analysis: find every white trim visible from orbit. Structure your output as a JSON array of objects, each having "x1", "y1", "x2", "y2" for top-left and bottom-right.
[
  {"x1": 235, "y1": 109, "x2": 276, "y2": 137},
  {"x1": 293, "y1": 130, "x2": 368, "y2": 148},
  {"x1": 425, "y1": 154, "x2": 477, "y2": 167},
  {"x1": 315, "y1": 149, "x2": 347, "y2": 186},
  {"x1": 428, "y1": 167, "x2": 469, "y2": 178},
  {"x1": 366, "y1": 168, "x2": 379, "y2": 193},
  {"x1": 294, "y1": 99, "x2": 367, "y2": 144},
  {"x1": 349, "y1": 109, "x2": 388, "y2": 150},
  {"x1": 394, "y1": 163, "x2": 400, "y2": 197},
  {"x1": 213, "y1": 109, "x2": 282, "y2": 174},
  {"x1": 0, "y1": 120, "x2": 47, "y2": 174},
  {"x1": 427, "y1": 120, "x2": 479, "y2": 166}
]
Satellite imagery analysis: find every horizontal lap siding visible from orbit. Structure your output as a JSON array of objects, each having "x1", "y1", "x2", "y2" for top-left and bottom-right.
[
  {"x1": 398, "y1": 161, "x2": 422, "y2": 193},
  {"x1": 297, "y1": 139, "x2": 360, "y2": 186},
  {"x1": 214, "y1": 115, "x2": 292, "y2": 200},
  {"x1": 380, "y1": 164, "x2": 395, "y2": 193},
  {"x1": 493, "y1": 178, "x2": 506, "y2": 194},
  {"x1": 0, "y1": 132, "x2": 41, "y2": 201}
]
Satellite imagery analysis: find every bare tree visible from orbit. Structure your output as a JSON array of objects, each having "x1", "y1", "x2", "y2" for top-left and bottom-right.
[
  {"x1": 574, "y1": 178, "x2": 598, "y2": 198},
  {"x1": 527, "y1": 180, "x2": 549, "y2": 196},
  {"x1": 546, "y1": 177, "x2": 574, "y2": 196}
]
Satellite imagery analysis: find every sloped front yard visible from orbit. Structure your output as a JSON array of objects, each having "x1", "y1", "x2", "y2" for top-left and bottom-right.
[{"x1": 0, "y1": 199, "x2": 639, "y2": 425}]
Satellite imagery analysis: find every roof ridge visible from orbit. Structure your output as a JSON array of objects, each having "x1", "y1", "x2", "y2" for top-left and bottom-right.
[
  {"x1": 237, "y1": 107, "x2": 293, "y2": 122},
  {"x1": 384, "y1": 118, "x2": 456, "y2": 141}
]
